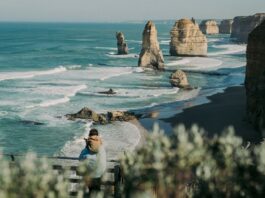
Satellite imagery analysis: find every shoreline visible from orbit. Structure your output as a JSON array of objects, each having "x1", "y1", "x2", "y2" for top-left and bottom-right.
[
  {"x1": 129, "y1": 119, "x2": 148, "y2": 149},
  {"x1": 135, "y1": 86, "x2": 263, "y2": 143}
]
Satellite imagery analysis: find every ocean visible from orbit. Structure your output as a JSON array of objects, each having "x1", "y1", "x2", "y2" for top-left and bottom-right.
[{"x1": 0, "y1": 21, "x2": 246, "y2": 159}]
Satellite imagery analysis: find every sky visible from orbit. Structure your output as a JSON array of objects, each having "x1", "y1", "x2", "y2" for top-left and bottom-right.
[{"x1": 0, "y1": 0, "x2": 264, "y2": 22}]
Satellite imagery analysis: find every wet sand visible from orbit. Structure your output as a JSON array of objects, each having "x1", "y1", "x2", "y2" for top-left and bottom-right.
[{"x1": 138, "y1": 86, "x2": 263, "y2": 143}]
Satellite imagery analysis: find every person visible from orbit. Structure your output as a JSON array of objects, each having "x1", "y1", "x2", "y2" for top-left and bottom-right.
[{"x1": 79, "y1": 128, "x2": 107, "y2": 195}]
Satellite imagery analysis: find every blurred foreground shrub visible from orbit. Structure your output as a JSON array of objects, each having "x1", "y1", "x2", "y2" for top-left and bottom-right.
[
  {"x1": 121, "y1": 124, "x2": 265, "y2": 198},
  {"x1": 1, "y1": 124, "x2": 265, "y2": 198},
  {"x1": 0, "y1": 153, "x2": 69, "y2": 198}
]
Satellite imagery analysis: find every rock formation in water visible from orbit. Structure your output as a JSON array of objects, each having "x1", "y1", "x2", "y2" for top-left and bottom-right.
[
  {"x1": 98, "y1": 88, "x2": 116, "y2": 95},
  {"x1": 170, "y1": 70, "x2": 191, "y2": 89},
  {"x1": 245, "y1": 20, "x2": 265, "y2": 131},
  {"x1": 65, "y1": 107, "x2": 137, "y2": 124},
  {"x1": 116, "y1": 32, "x2": 128, "y2": 55},
  {"x1": 138, "y1": 21, "x2": 164, "y2": 70},
  {"x1": 170, "y1": 19, "x2": 207, "y2": 57},
  {"x1": 231, "y1": 13, "x2": 265, "y2": 43},
  {"x1": 65, "y1": 107, "x2": 107, "y2": 124},
  {"x1": 199, "y1": 20, "x2": 219, "y2": 34},
  {"x1": 219, "y1": 19, "x2": 233, "y2": 34}
]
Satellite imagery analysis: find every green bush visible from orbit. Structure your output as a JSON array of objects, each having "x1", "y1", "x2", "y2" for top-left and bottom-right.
[
  {"x1": 1, "y1": 124, "x2": 265, "y2": 198},
  {"x1": 120, "y1": 124, "x2": 265, "y2": 198},
  {"x1": 0, "y1": 153, "x2": 69, "y2": 198}
]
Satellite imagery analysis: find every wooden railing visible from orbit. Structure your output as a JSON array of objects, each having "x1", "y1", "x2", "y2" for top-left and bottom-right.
[{"x1": 1, "y1": 154, "x2": 122, "y2": 197}]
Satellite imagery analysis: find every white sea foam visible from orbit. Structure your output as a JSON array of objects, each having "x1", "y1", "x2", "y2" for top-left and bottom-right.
[
  {"x1": 0, "y1": 111, "x2": 8, "y2": 117},
  {"x1": 60, "y1": 121, "x2": 141, "y2": 160},
  {"x1": 208, "y1": 38, "x2": 222, "y2": 43},
  {"x1": 127, "y1": 40, "x2": 142, "y2": 44},
  {"x1": 67, "y1": 65, "x2": 82, "y2": 70},
  {"x1": 133, "y1": 67, "x2": 144, "y2": 73},
  {"x1": 175, "y1": 88, "x2": 201, "y2": 101},
  {"x1": 166, "y1": 59, "x2": 191, "y2": 66},
  {"x1": 38, "y1": 97, "x2": 70, "y2": 107},
  {"x1": 0, "y1": 66, "x2": 67, "y2": 81},
  {"x1": 94, "y1": 47, "x2": 117, "y2": 51},
  {"x1": 106, "y1": 53, "x2": 139, "y2": 58},
  {"x1": 27, "y1": 84, "x2": 87, "y2": 108},
  {"x1": 160, "y1": 40, "x2": 170, "y2": 45},
  {"x1": 99, "y1": 67, "x2": 134, "y2": 81},
  {"x1": 167, "y1": 57, "x2": 223, "y2": 71},
  {"x1": 31, "y1": 84, "x2": 87, "y2": 97},
  {"x1": 209, "y1": 44, "x2": 246, "y2": 56}
]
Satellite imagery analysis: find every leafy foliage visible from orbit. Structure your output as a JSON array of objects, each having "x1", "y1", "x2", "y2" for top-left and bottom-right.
[
  {"x1": 0, "y1": 153, "x2": 69, "y2": 198},
  {"x1": 120, "y1": 124, "x2": 265, "y2": 198}
]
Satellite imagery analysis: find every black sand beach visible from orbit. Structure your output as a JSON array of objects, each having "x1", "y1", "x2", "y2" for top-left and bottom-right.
[{"x1": 138, "y1": 86, "x2": 263, "y2": 143}]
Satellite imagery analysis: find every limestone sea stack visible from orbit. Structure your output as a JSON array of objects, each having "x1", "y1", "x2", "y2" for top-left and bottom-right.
[
  {"x1": 199, "y1": 20, "x2": 219, "y2": 34},
  {"x1": 219, "y1": 19, "x2": 233, "y2": 34},
  {"x1": 116, "y1": 32, "x2": 128, "y2": 55},
  {"x1": 170, "y1": 70, "x2": 191, "y2": 89},
  {"x1": 245, "y1": 20, "x2": 265, "y2": 131},
  {"x1": 138, "y1": 21, "x2": 164, "y2": 70},
  {"x1": 170, "y1": 19, "x2": 207, "y2": 57},
  {"x1": 231, "y1": 13, "x2": 265, "y2": 43}
]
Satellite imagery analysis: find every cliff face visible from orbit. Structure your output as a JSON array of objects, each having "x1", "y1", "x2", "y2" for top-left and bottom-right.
[
  {"x1": 219, "y1": 19, "x2": 233, "y2": 34},
  {"x1": 199, "y1": 20, "x2": 219, "y2": 34},
  {"x1": 231, "y1": 13, "x2": 265, "y2": 43},
  {"x1": 170, "y1": 19, "x2": 207, "y2": 57},
  {"x1": 138, "y1": 21, "x2": 164, "y2": 70},
  {"x1": 245, "y1": 20, "x2": 265, "y2": 131},
  {"x1": 116, "y1": 32, "x2": 128, "y2": 55}
]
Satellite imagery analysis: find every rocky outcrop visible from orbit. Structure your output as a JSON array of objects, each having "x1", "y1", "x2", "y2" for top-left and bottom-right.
[
  {"x1": 138, "y1": 21, "x2": 164, "y2": 70},
  {"x1": 107, "y1": 111, "x2": 136, "y2": 121},
  {"x1": 116, "y1": 32, "x2": 128, "y2": 55},
  {"x1": 65, "y1": 107, "x2": 137, "y2": 124},
  {"x1": 245, "y1": 20, "x2": 265, "y2": 131},
  {"x1": 231, "y1": 13, "x2": 265, "y2": 43},
  {"x1": 199, "y1": 20, "x2": 219, "y2": 34},
  {"x1": 219, "y1": 19, "x2": 233, "y2": 34},
  {"x1": 170, "y1": 19, "x2": 207, "y2": 57},
  {"x1": 170, "y1": 70, "x2": 191, "y2": 89},
  {"x1": 65, "y1": 107, "x2": 107, "y2": 124}
]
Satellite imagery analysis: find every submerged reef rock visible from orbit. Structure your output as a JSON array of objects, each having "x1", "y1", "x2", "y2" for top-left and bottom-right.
[
  {"x1": 199, "y1": 20, "x2": 219, "y2": 34},
  {"x1": 219, "y1": 19, "x2": 233, "y2": 34},
  {"x1": 170, "y1": 19, "x2": 207, "y2": 57},
  {"x1": 98, "y1": 88, "x2": 116, "y2": 95},
  {"x1": 170, "y1": 70, "x2": 192, "y2": 89},
  {"x1": 138, "y1": 21, "x2": 164, "y2": 70},
  {"x1": 245, "y1": 20, "x2": 265, "y2": 132},
  {"x1": 116, "y1": 32, "x2": 128, "y2": 55},
  {"x1": 65, "y1": 107, "x2": 137, "y2": 125},
  {"x1": 231, "y1": 13, "x2": 265, "y2": 43}
]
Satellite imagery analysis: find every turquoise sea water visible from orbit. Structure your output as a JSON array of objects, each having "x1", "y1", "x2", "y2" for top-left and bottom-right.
[{"x1": 0, "y1": 21, "x2": 246, "y2": 158}]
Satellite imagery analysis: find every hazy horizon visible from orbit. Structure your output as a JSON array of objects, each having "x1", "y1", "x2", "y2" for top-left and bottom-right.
[{"x1": 0, "y1": 0, "x2": 264, "y2": 23}]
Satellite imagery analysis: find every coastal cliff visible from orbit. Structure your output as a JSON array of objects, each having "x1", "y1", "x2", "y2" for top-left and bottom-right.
[
  {"x1": 170, "y1": 18, "x2": 207, "y2": 57},
  {"x1": 199, "y1": 20, "x2": 219, "y2": 34},
  {"x1": 138, "y1": 21, "x2": 164, "y2": 70},
  {"x1": 245, "y1": 20, "x2": 265, "y2": 131},
  {"x1": 116, "y1": 32, "x2": 128, "y2": 55},
  {"x1": 219, "y1": 19, "x2": 233, "y2": 34},
  {"x1": 231, "y1": 13, "x2": 265, "y2": 43}
]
